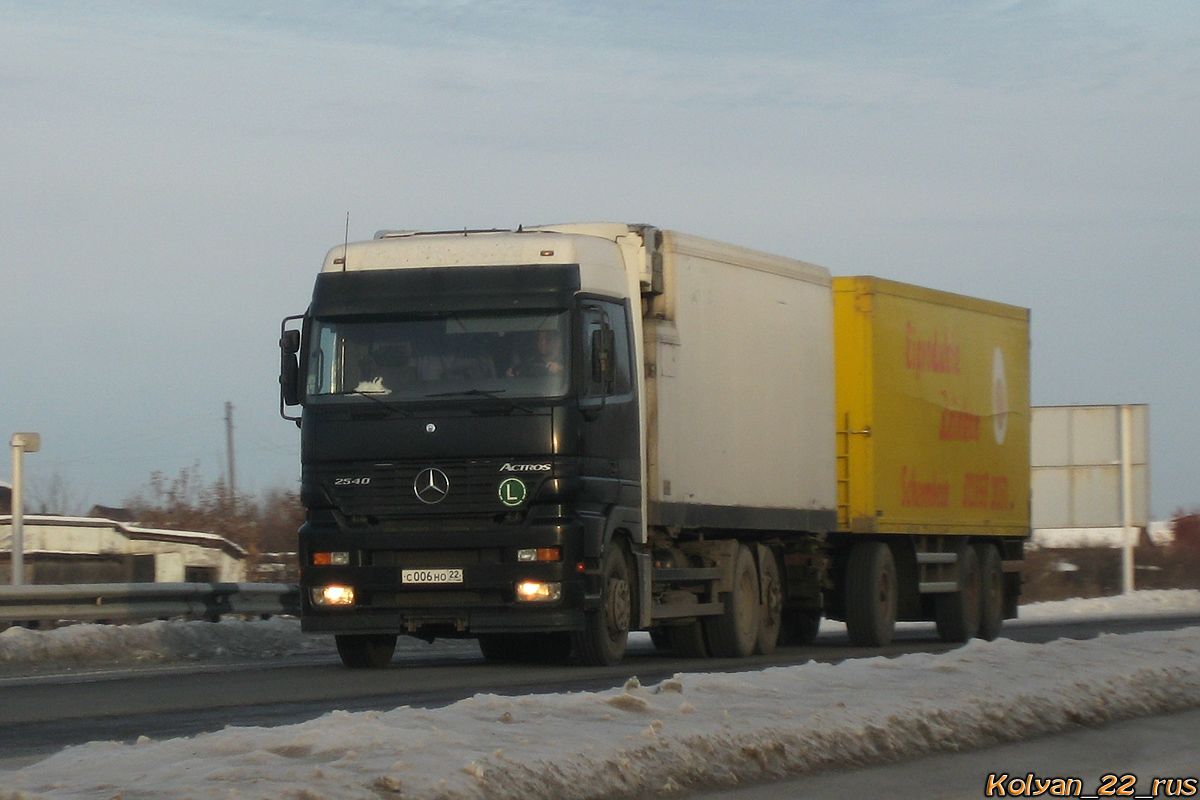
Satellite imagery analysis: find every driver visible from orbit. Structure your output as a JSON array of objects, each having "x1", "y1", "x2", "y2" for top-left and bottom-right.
[{"x1": 508, "y1": 329, "x2": 563, "y2": 377}]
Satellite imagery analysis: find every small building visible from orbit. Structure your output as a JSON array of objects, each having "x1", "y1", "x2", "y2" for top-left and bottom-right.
[{"x1": 0, "y1": 515, "x2": 247, "y2": 584}]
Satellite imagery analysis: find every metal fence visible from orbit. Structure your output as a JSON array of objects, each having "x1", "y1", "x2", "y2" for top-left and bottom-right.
[{"x1": 0, "y1": 582, "x2": 300, "y2": 624}]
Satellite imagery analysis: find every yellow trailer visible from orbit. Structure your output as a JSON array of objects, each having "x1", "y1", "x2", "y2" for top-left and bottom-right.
[{"x1": 827, "y1": 276, "x2": 1030, "y2": 646}]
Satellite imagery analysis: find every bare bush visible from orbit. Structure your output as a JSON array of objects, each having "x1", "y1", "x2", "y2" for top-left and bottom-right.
[
  {"x1": 124, "y1": 466, "x2": 302, "y2": 581},
  {"x1": 1021, "y1": 510, "x2": 1200, "y2": 603}
]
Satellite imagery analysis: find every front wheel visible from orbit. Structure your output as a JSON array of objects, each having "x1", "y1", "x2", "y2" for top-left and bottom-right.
[
  {"x1": 571, "y1": 543, "x2": 633, "y2": 666},
  {"x1": 335, "y1": 634, "x2": 397, "y2": 669}
]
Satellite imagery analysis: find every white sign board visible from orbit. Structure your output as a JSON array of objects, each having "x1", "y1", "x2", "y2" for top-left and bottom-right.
[{"x1": 1031, "y1": 405, "x2": 1149, "y2": 529}]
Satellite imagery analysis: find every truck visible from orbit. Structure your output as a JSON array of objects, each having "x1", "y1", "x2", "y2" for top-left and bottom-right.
[{"x1": 278, "y1": 224, "x2": 1030, "y2": 668}]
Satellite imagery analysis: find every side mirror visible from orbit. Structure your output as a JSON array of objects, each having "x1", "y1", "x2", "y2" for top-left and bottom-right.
[
  {"x1": 590, "y1": 328, "x2": 615, "y2": 386},
  {"x1": 280, "y1": 329, "x2": 300, "y2": 355},
  {"x1": 279, "y1": 322, "x2": 303, "y2": 413}
]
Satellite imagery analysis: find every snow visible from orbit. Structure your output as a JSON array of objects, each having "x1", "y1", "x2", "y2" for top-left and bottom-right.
[
  {"x1": 3, "y1": 589, "x2": 1197, "y2": 668},
  {"x1": 0, "y1": 591, "x2": 1198, "y2": 799},
  {"x1": 0, "y1": 617, "x2": 333, "y2": 666}
]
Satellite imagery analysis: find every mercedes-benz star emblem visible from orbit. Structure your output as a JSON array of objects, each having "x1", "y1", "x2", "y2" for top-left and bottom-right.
[{"x1": 414, "y1": 467, "x2": 450, "y2": 504}]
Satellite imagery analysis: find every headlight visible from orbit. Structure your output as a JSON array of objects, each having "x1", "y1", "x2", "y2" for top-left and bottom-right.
[
  {"x1": 515, "y1": 581, "x2": 562, "y2": 602},
  {"x1": 311, "y1": 585, "x2": 355, "y2": 606}
]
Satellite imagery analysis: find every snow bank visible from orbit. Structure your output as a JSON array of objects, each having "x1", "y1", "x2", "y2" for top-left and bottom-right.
[
  {"x1": 2, "y1": 590, "x2": 1196, "y2": 667},
  {"x1": 1017, "y1": 588, "x2": 1200, "y2": 620},
  {"x1": 0, "y1": 617, "x2": 331, "y2": 665},
  {"x1": 1, "y1": 624, "x2": 1199, "y2": 799}
]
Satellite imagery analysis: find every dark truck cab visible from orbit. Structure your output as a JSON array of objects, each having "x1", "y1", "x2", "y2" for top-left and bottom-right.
[{"x1": 281, "y1": 251, "x2": 641, "y2": 668}]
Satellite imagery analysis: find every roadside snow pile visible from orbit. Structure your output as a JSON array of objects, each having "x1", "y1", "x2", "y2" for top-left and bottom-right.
[
  {"x1": 0, "y1": 617, "x2": 333, "y2": 664},
  {"x1": 1, "y1": 590, "x2": 1198, "y2": 666},
  {"x1": 1017, "y1": 588, "x2": 1200, "y2": 620},
  {"x1": 1, "y1": 626, "x2": 1199, "y2": 800}
]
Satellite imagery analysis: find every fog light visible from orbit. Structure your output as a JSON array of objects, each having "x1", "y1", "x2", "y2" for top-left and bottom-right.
[
  {"x1": 312, "y1": 585, "x2": 355, "y2": 606},
  {"x1": 517, "y1": 547, "x2": 561, "y2": 562},
  {"x1": 516, "y1": 580, "x2": 562, "y2": 602},
  {"x1": 312, "y1": 551, "x2": 350, "y2": 566}
]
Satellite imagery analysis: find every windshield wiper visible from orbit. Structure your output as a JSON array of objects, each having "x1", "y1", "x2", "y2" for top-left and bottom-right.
[
  {"x1": 425, "y1": 388, "x2": 508, "y2": 399},
  {"x1": 425, "y1": 388, "x2": 533, "y2": 414},
  {"x1": 329, "y1": 390, "x2": 412, "y2": 417}
]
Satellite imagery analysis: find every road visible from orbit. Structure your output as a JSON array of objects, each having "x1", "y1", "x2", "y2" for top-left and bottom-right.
[
  {"x1": 687, "y1": 706, "x2": 1200, "y2": 799},
  {"x1": 1, "y1": 613, "x2": 1198, "y2": 768}
]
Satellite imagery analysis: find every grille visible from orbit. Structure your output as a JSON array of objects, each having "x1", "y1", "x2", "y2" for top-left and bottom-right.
[
  {"x1": 368, "y1": 549, "x2": 499, "y2": 567},
  {"x1": 312, "y1": 460, "x2": 544, "y2": 518},
  {"x1": 367, "y1": 591, "x2": 500, "y2": 608}
]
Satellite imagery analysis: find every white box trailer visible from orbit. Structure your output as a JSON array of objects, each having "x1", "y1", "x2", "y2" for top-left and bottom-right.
[{"x1": 537, "y1": 224, "x2": 837, "y2": 526}]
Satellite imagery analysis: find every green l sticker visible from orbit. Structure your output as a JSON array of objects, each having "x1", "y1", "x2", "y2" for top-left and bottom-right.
[{"x1": 498, "y1": 477, "x2": 527, "y2": 507}]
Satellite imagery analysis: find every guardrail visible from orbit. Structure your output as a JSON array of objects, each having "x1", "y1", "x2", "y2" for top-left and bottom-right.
[{"x1": 0, "y1": 582, "x2": 300, "y2": 624}]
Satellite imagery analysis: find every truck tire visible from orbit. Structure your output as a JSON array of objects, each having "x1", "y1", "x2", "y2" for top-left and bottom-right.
[
  {"x1": 335, "y1": 634, "x2": 397, "y2": 669},
  {"x1": 571, "y1": 543, "x2": 633, "y2": 666},
  {"x1": 975, "y1": 543, "x2": 1004, "y2": 641},
  {"x1": 704, "y1": 544, "x2": 760, "y2": 658},
  {"x1": 779, "y1": 609, "x2": 822, "y2": 646},
  {"x1": 935, "y1": 541, "x2": 981, "y2": 643},
  {"x1": 755, "y1": 548, "x2": 783, "y2": 655},
  {"x1": 845, "y1": 542, "x2": 897, "y2": 647}
]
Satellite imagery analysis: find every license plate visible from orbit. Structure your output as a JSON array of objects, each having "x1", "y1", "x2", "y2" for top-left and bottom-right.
[{"x1": 401, "y1": 568, "x2": 464, "y2": 585}]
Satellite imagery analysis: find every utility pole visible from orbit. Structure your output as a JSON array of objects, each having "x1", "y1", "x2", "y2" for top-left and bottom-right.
[{"x1": 224, "y1": 402, "x2": 236, "y2": 507}]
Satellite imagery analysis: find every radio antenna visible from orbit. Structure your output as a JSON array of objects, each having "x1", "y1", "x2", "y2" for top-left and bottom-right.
[{"x1": 342, "y1": 212, "x2": 350, "y2": 272}]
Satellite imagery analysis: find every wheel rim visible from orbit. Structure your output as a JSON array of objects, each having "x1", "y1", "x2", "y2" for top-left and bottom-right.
[
  {"x1": 762, "y1": 572, "x2": 782, "y2": 628},
  {"x1": 605, "y1": 576, "x2": 631, "y2": 639},
  {"x1": 877, "y1": 562, "x2": 895, "y2": 615},
  {"x1": 734, "y1": 560, "x2": 758, "y2": 651}
]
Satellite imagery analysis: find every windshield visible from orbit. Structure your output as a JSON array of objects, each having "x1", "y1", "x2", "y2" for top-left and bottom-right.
[{"x1": 305, "y1": 311, "x2": 569, "y2": 402}]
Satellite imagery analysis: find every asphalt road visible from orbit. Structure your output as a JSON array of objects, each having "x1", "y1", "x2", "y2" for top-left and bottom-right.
[
  {"x1": 687, "y1": 706, "x2": 1200, "y2": 799},
  {"x1": 1, "y1": 613, "x2": 1198, "y2": 767}
]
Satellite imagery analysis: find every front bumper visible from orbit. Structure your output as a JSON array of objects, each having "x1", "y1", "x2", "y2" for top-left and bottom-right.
[{"x1": 298, "y1": 520, "x2": 593, "y2": 636}]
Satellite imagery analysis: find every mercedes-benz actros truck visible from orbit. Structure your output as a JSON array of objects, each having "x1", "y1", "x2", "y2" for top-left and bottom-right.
[{"x1": 280, "y1": 223, "x2": 1030, "y2": 668}]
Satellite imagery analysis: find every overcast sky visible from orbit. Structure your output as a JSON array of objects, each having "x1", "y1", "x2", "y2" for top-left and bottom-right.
[{"x1": 2, "y1": 1, "x2": 1197, "y2": 518}]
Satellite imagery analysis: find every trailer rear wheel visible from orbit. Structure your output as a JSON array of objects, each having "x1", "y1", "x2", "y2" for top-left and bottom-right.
[
  {"x1": 975, "y1": 543, "x2": 1004, "y2": 641},
  {"x1": 335, "y1": 634, "x2": 397, "y2": 669},
  {"x1": 935, "y1": 542, "x2": 981, "y2": 643},
  {"x1": 704, "y1": 544, "x2": 760, "y2": 658},
  {"x1": 572, "y1": 543, "x2": 632, "y2": 666},
  {"x1": 755, "y1": 548, "x2": 783, "y2": 655},
  {"x1": 845, "y1": 542, "x2": 897, "y2": 647}
]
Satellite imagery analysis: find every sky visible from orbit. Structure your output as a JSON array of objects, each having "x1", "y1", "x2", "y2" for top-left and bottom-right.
[
  {"x1": 1, "y1": 1, "x2": 1198, "y2": 516},
  {"x1": 1, "y1": 591, "x2": 1200, "y2": 798}
]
